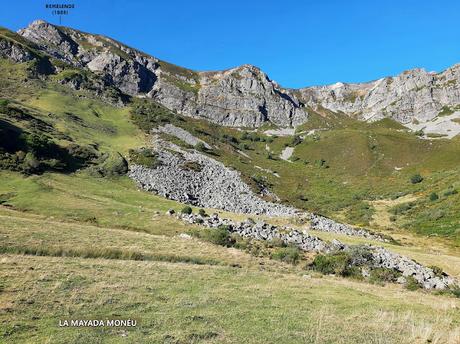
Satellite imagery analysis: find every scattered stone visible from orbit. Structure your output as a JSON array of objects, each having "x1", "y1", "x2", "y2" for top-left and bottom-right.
[
  {"x1": 176, "y1": 212, "x2": 457, "y2": 290},
  {"x1": 154, "y1": 124, "x2": 211, "y2": 149},
  {"x1": 309, "y1": 214, "x2": 387, "y2": 242},
  {"x1": 129, "y1": 140, "x2": 298, "y2": 216}
]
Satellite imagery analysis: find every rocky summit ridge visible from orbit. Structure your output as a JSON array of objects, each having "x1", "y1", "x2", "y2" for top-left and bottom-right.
[{"x1": 5, "y1": 20, "x2": 460, "y2": 132}]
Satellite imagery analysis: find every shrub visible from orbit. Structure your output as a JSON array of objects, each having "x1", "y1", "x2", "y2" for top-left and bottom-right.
[
  {"x1": 128, "y1": 149, "x2": 161, "y2": 168},
  {"x1": 429, "y1": 192, "x2": 439, "y2": 201},
  {"x1": 232, "y1": 234, "x2": 250, "y2": 250},
  {"x1": 240, "y1": 131, "x2": 250, "y2": 140},
  {"x1": 196, "y1": 227, "x2": 234, "y2": 247},
  {"x1": 267, "y1": 238, "x2": 286, "y2": 248},
  {"x1": 198, "y1": 209, "x2": 207, "y2": 217},
  {"x1": 180, "y1": 161, "x2": 202, "y2": 172},
  {"x1": 315, "y1": 159, "x2": 328, "y2": 168},
  {"x1": 181, "y1": 206, "x2": 193, "y2": 215},
  {"x1": 194, "y1": 142, "x2": 208, "y2": 152},
  {"x1": 271, "y1": 247, "x2": 300, "y2": 265},
  {"x1": 23, "y1": 152, "x2": 40, "y2": 171},
  {"x1": 311, "y1": 252, "x2": 352, "y2": 276},
  {"x1": 405, "y1": 276, "x2": 421, "y2": 291},
  {"x1": 410, "y1": 174, "x2": 423, "y2": 184},
  {"x1": 451, "y1": 287, "x2": 460, "y2": 298},
  {"x1": 93, "y1": 152, "x2": 128, "y2": 177},
  {"x1": 389, "y1": 202, "x2": 414, "y2": 215},
  {"x1": 369, "y1": 268, "x2": 400, "y2": 285},
  {"x1": 239, "y1": 143, "x2": 250, "y2": 150}
]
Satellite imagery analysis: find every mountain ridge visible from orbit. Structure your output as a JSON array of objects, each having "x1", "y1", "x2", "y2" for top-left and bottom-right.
[{"x1": 3, "y1": 19, "x2": 460, "y2": 136}]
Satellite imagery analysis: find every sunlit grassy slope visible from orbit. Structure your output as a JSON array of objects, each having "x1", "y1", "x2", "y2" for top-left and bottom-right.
[{"x1": 1, "y1": 206, "x2": 460, "y2": 344}]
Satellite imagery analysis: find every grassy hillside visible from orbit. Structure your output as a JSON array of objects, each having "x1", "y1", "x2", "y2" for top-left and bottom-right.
[
  {"x1": 1, "y1": 207, "x2": 460, "y2": 343},
  {"x1": 135, "y1": 103, "x2": 460, "y2": 246}
]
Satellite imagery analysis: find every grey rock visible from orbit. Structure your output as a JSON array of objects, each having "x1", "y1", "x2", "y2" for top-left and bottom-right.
[
  {"x1": 175, "y1": 212, "x2": 457, "y2": 290},
  {"x1": 309, "y1": 214, "x2": 387, "y2": 242},
  {"x1": 128, "y1": 139, "x2": 298, "y2": 216}
]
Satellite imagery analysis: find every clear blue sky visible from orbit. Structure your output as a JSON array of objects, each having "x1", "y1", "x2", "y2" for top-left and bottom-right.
[{"x1": 1, "y1": 0, "x2": 460, "y2": 88}]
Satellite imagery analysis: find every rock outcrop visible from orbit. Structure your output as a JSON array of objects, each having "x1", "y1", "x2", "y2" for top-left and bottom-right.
[
  {"x1": 298, "y1": 66, "x2": 460, "y2": 126},
  {"x1": 16, "y1": 20, "x2": 306, "y2": 128}
]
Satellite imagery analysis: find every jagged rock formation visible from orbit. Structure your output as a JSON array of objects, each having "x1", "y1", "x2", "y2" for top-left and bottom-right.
[
  {"x1": 16, "y1": 20, "x2": 305, "y2": 128},
  {"x1": 128, "y1": 139, "x2": 298, "y2": 216},
  {"x1": 298, "y1": 66, "x2": 460, "y2": 128},
  {"x1": 0, "y1": 39, "x2": 35, "y2": 63},
  {"x1": 4, "y1": 19, "x2": 460, "y2": 133},
  {"x1": 175, "y1": 212, "x2": 457, "y2": 290}
]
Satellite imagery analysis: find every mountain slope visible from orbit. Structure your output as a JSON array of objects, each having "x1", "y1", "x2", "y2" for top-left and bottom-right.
[{"x1": 12, "y1": 19, "x2": 460, "y2": 135}]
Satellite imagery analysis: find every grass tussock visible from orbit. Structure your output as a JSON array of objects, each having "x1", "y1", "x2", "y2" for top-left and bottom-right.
[{"x1": 0, "y1": 244, "x2": 221, "y2": 266}]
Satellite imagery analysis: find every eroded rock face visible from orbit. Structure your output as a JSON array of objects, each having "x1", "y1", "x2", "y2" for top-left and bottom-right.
[
  {"x1": 299, "y1": 66, "x2": 460, "y2": 125},
  {"x1": 16, "y1": 20, "x2": 306, "y2": 128},
  {"x1": 19, "y1": 20, "x2": 158, "y2": 96},
  {"x1": 193, "y1": 66, "x2": 306, "y2": 127},
  {"x1": 0, "y1": 39, "x2": 35, "y2": 63}
]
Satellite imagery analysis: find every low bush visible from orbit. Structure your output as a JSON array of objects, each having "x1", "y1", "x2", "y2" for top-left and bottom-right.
[
  {"x1": 429, "y1": 192, "x2": 439, "y2": 201},
  {"x1": 128, "y1": 149, "x2": 161, "y2": 168},
  {"x1": 389, "y1": 202, "x2": 414, "y2": 215},
  {"x1": 181, "y1": 206, "x2": 193, "y2": 215},
  {"x1": 180, "y1": 161, "x2": 202, "y2": 172},
  {"x1": 310, "y1": 252, "x2": 352, "y2": 276},
  {"x1": 410, "y1": 173, "x2": 423, "y2": 184},
  {"x1": 405, "y1": 276, "x2": 421, "y2": 291},
  {"x1": 428, "y1": 265, "x2": 444, "y2": 277},
  {"x1": 189, "y1": 226, "x2": 235, "y2": 247},
  {"x1": 443, "y1": 189, "x2": 458, "y2": 197},
  {"x1": 271, "y1": 247, "x2": 300, "y2": 265},
  {"x1": 369, "y1": 268, "x2": 400, "y2": 285},
  {"x1": 198, "y1": 209, "x2": 207, "y2": 217}
]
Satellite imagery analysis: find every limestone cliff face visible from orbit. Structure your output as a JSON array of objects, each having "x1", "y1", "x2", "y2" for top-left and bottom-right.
[
  {"x1": 16, "y1": 20, "x2": 306, "y2": 128},
  {"x1": 10, "y1": 20, "x2": 460, "y2": 131},
  {"x1": 299, "y1": 66, "x2": 460, "y2": 124}
]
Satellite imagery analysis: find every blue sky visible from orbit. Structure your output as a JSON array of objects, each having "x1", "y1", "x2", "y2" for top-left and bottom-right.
[{"x1": 1, "y1": 0, "x2": 460, "y2": 88}]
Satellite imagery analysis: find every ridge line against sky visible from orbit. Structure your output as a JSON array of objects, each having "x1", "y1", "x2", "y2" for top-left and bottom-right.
[{"x1": 1, "y1": 0, "x2": 460, "y2": 88}]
